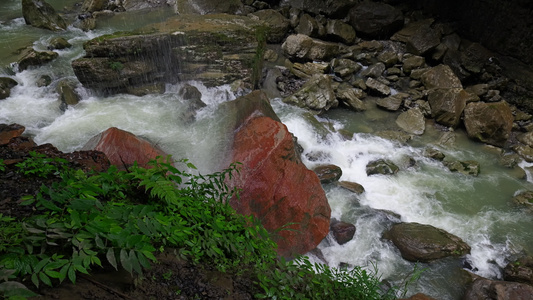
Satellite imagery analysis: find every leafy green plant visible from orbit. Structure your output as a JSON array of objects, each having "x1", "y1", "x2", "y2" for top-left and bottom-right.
[
  {"x1": 15, "y1": 151, "x2": 69, "y2": 178},
  {"x1": 0, "y1": 159, "x2": 5, "y2": 172},
  {"x1": 108, "y1": 61, "x2": 124, "y2": 72}
]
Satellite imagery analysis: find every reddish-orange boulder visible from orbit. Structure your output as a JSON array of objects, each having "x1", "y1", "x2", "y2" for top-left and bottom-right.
[
  {"x1": 230, "y1": 115, "x2": 331, "y2": 258},
  {"x1": 82, "y1": 127, "x2": 168, "y2": 169},
  {"x1": 0, "y1": 124, "x2": 25, "y2": 145}
]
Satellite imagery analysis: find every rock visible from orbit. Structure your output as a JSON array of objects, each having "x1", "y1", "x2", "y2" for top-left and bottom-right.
[
  {"x1": 228, "y1": 100, "x2": 331, "y2": 257},
  {"x1": 331, "y1": 59, "x2": 361, "y2": 78},
  {"x1": 376, "y1": 94, "x2": 403, "y2": 111},
  {"x1": 427, "y1": 88, "x2": 468, "y2": 128},
  {"x1": 313, "y1": 164, "x2": 342, "y2": 184},
  {"x1": 56, "y1": 79, "x2": 81, "y2": 110},
  {"x1": 463, "y1": 277, "x2": 533, "y2": 300},
  {"x1": 396, "y1": 108, "x2": 425, "y2": 135},
  {"x1": 0, "y1": 77, "x2": 18, "y2": 100},
  {"x1": 81, "y1": 127, "x2": 170, "y2": 170},
  {"x1": 463, "y1": 101, "x2": 513, "y2": 147},
  {"x1": 504, "y1": 256, "x2": 533, "y2": 285},
  {"x1": 0, "y1": 124, "x2": 25, "y2": 145},
  {"x1": 48, "y1": 37, "x2": 72, "y2": 50},
  {"x1": 174, "y1": 0, "x2": 242, "y2": 14},
  {"x1": 361, "y1": 62, "x2": 386, "y2": 78},
  {"x1": 282, "y1": 34, "x2": 341, "y2": 62},
  {"x1": 391, "y1": 19, "x2": 441, "y2": 56},
  {"x1": 378, "y1": 51, "x2": 399, "y2": 67},
  {"x1": 330, "y1": 220, "x2": 356, "y2": 245},
  {"x1": 325, "y1": 19, "x2": 356, "y2": 45},
  {"x1": 445, "y1": 160, "x2": 480, "y2": 176},
  {"x1": 73, "y1": 14, "x2": 264, "y2": 94},
  {"x1": 17, "y1": 48, "x2": 58, "y2": 71},
  {"x1": 290, "y1": 61, "x2": 329, "y2": 79},
  {"x1": 366, "y1": 77, "x2": 391, "y2": 96},
  {"x1": 518, "y1": 132, "x2": 533, "y2": 148},
  {"x1": 336, "y1": 86, "x2": 366, "y2": 111},
  {"x1": 36, "y1": 75, "x2": 52, "y2": 87},
  {"x1": 421, "y1": 64, "x2": 463, "y2": 90},
  {"x1": 285, "y1": 0, "x2": 357, "y2": 18},
  {"x1": 513, "y1": 144, "x2": 533, "y2": 163},
  {"x1": 398, "y1": 293, "x2": 438, "y2": 300},
  {"x1": 512, "y1": 191, "x2": 533, "y2": 209},
  {"x1": 338, "y1": 181, "x2": 365, "y2": 194},
  {"x1": 348, "y1": 2, "x2": 404, "y2": 39},
  {"x1": 295, "y1": 14, "x2": 321, "y2": 38},
  {"x1": 126, "y1": 83, "x2": 165, "y2": 96},
  {"x1": 383, "y1": 222, "x2": 471, "y2": 262},
  {"x1": 251, "y1": 9, "x2": 290, "y2": 44},
  {"x1": 366, "y1": 159, "x2": 399, "y2": 176},
  {"x1": 81, "y1": 0, "x2": 108, "y2": 12},
  {"x1": 423, "y1": 147, "x2": 445, "y2": 161},
  {"x1": 22, "y1": 0, "x2": 67, "y2": 31},
  {"x1": 283, "y1": 74, "x2": 337, "y2": 112}
]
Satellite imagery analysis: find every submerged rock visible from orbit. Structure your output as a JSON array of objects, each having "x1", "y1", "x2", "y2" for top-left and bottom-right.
[
  {"x1": 313, "y1": 164, "x2": 342, "y2": 184},
  {"x1": 56, "y1": 79, "x2": 81, "y2": 110},
  {"x1": 512, "y1": 191, "x2": 533, "y2": 210},
  {"x1": 22, "y1": 0, "x2": 67, "y2": 31},
  {"x1": 0, "y1": 77, "x2": 18, "y2": 100},
  {"x1": 366, "y1": 159, "x2": 399, "y2": 176},
  {"x1": 383, "y1": 222, "x2": 471, "y2": 262},
  {"x1": 330, "y1": 220, "x2": 356, "y2": 245},
  {"x1": 48, "y1": 37, "x2": 72, "y2": 50},
  {"x1": 445, "y1": 160, "x2": 480, "y2": 176},
  {"x1": 17, "y1": 48, "x2": 58, "y2": 71},
  {"x1": 338, "y1": 181, "x2": 365, "y2": 194}
]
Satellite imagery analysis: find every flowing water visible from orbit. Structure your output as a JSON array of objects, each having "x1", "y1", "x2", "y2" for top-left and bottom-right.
[{"x1": 1, "y1": 1, "x2": 533, "y2": 299}]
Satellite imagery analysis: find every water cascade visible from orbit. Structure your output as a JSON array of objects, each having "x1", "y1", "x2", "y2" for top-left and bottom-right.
[{"x1": 1, "y1": 1, "x2": 533, "y2": 299}]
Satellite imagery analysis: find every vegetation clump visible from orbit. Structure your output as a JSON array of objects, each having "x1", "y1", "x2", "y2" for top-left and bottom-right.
[{"x1": 0, "y1": 152, "x2": 410, "y2": 299}]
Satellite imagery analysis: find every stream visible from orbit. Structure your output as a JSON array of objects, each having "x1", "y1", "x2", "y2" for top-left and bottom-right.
[{"x1": 1, "y1": 1, "x2": 533, "y2": 299}]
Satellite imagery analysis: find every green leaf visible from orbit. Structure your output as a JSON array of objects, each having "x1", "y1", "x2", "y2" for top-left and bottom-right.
[
  {"x1": 68, "y1": 266, "x2": 76, "y2": 284},
  {"x1": 39, "y1": 272, "x2": 52, "y2": 287},
  {"x1": 0, "y1": 282, "x2": 39, "y2": 297},
  {"x1": 106, "y1": 248, "x2": 118, "y2": 270},
  {"x1": 33, "y1": 257, "x2": 50, "y2": 273},
  {"x1": 45, "y1": 270, "x2": 62, "y2": 279},
  {"x1": 120, "y1": 249, "x2": 132, "y2": 274},
  {"x1": 31, "y1": 273, "x2": 39, "y2": 288},
  {"x1": 59, "y1": 265, "x2": 69, "y2": 283}
]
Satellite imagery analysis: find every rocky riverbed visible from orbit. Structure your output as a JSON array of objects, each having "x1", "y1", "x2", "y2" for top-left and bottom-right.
[{"x1": 2, "y1": 0, "x2": 533, "y2": 299}]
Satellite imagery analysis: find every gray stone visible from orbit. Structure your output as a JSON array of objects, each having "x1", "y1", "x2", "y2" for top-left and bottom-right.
[
  {"x1": 283, "y1": 74, "x2": 337, "y2": 112},
  {"x1": 375, "y1": 130, "x2": 412, "y2": 144},
  {"x1": 338, "y1": 181, "x2": 365, "y2": 194},
  {"x1": 396, "y1": 108, "x2": 425, "y2": 135},
  {"x1": 504, "y1": 256, "x2": 533, "y2": 285},
  {"x1": 392, "y1": 19, "x2": 441, "y2": 56},
  {"x1": 251, "y1": 9, "x2": 290, "y2": 43},
  {"x1": 366, "y1": 77, "x2": 391, "y2": 96},
  {"x1": 423, "y1": 147, "x2": 445, "y2": 161},
  {"x1": 518, "y1": 132, "x2": 533, "y2": 148},
  {"x1": 295, "y1": 14, "x2": 321, "y2": 38},
  {"x1": 56, "y1": 79, "x2": 81, "y2": 110},
  {"x1": 402, "y1": 55, "x2": 426, "y2": 74},
  {"x1": 174, "y1": 0, "x2": 242, "y2": 14},
  {"x1": 336, "y1": 86, "x2": 366, "y2": 111},
  {"x1": 291, "y1": 62, "x2": 329, "y2": 79},
  {"x1": 348, "y1": 2, "x2": 404, "y2": 39},
  {"x1": 427, "y1": 88, "x2": 468, "y2": 128},
  {"x1": 0, "y1": 77, "x2": 18, "y2": 100},
  {"x1": 513, "y1": 144, "x2": 533, "y2": 163},
  {"x1": 445, "y1": 160, "x2": 480, "y2": 176},
  {"x1": 383, "y1": 222, "x2": 471, "y2": 262},
  {"x1": 284, "y1": 0, "x2": 357, "y2": 18},
  {"x1": 17, "y1": 48, "x2": 58, "y2": 71},
  {"x1": 332, "y1": 58, "x2": 361, "y2": 78},
  {"x1": 325, "y1": 19, "x2": 356, "y2": 45},
  {"x1": 421, "y1": 64, "x2": 463, "y2": 89},
  {"x1": 378, "y1": 51, "x2": 399, "y2": 67},
  {"x1": 366, "y1": 159, "x2": 399, "y2": 176},
  {"x1": 376, "y1": 93, "x2": 404, "y2": 111},
  {"x1": 48, "y1": 37, "x2": 72, "y2": 50},
  {"x1": 463, "y1": 101, "x2": 513, "y2": 147},
  {"x1": 361, "y1": 62, "x2": 386, "y2": 78},
  {"x1": 282, "y1": 34, "x2": 341, "y2": 62},
  {"x1": 22, "y1": 0, "x2": 67, "y2": 31},
  {"x1": 313, "y1": 164, "x2": 343, "y2": 184}
]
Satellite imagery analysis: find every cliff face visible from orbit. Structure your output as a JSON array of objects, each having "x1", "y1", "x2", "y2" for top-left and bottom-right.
[{"x1": 410, "y1": 0, "x2": 533, "y2": 65}]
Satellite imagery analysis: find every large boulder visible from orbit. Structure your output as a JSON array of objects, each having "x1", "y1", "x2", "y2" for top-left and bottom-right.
[
  {"x1": 282, "y1": 34, "x2": 341, "y2": 62},
  {"x1": 0, "y1": 78, "x2": 18, "y2": 100},
  {"x1": 82, "y1": 127, "x2": 170, "y2": 170},
  {"x1": 283, "y1": 74, "x2": 338, "y2": 112},
  {"x1": 420, "y1": 64, "x2": 463, "y2": 90},
  {"x1": 17, "y1": 48, "x2": 58, "y2": 71},
  {"x1": 463, "y1": 277, "x2": 533, "y2": 300},
  {"x1": 391, "y1": 19, "x2": 441, "y2": 56},
  {"x1": 396, "y1": 108, "x2": 425, "y2": 135},
  {"x1": 463, "y1": 101, "x2": 513, "y2": 147},
  {"x1": 173, "y1": 0, "x2": 242, "y2": 15},
  {"x1": 504, "y1": 256, "x2": 533, "y2": 285},
  {"x1": 383, "y1": 222, "x2": 471, "y2": 262},
  {"x1": 22, "y1": 0, "x2": 67, "y2": 31},
  {"x1": 348, "y1": 2, "x2": 404, "y2": 39},
  {"x1": 227, "y1": 92, "x2": 331, "y2": 257},
  {"x1": 73, "y1": 14, "x2": 264, "y2": 95},
  {"x1": 285, "y1": 0, "x2": 357, "y2": 18},
  {"x1": 427, "y1": 88, "x2": 468, "y2": 128},
  {"x1": 250, "y1": 9, "x2": 290, "y2": 44}
]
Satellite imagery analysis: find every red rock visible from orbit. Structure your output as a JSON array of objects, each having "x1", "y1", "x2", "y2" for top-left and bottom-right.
[
  {"x1": 82, "y1": 127, "x2": 168, "y2": 169},
  {"x1": 0, "y1": 124, "x2": 25, "y2": 145},
  {"x1": 230, "y1": 116, "x2": 331, "y2": 257}
]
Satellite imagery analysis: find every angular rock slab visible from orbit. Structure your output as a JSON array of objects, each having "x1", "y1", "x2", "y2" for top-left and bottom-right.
[
  {"x1": 22, "y1": 0, "x2": 67, "y2": 31},
  {"x1": 463, "y1": 101, "x2": 513, "y2": 147},
  {"x1": 282, "y1": 34, "x2": 341, "y2": 62},
  {"x1": 383, "y1": 222, "x2": 471, "y2": 263},
  {"x1": 229, "y1": 106, "x2": 331, "y2": 257},
  {"x1": 427, "y1": 88, "x2": 468, "y2": 128},
  {"x1": 82, "y1": 127, "x2": 169, "y2": 170},
  {"x1": 464, "y1": 277, "x2": 533, "y2": 300},
  {"x1": 396, "y1": 108, "x2": 425, "y2": 135}
]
